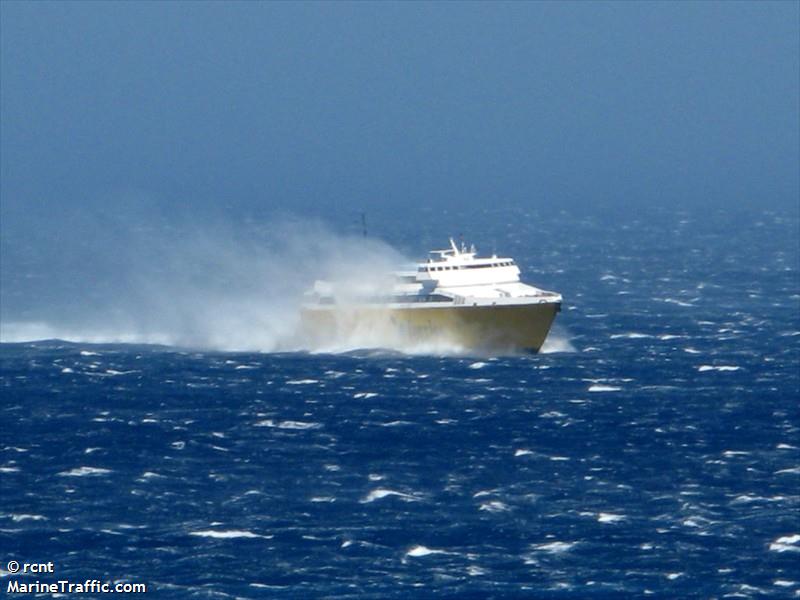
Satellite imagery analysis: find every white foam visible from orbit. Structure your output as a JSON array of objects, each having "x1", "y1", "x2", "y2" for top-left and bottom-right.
[
  {"x1": 698, "y1": 365, "x2": 741, "y2": 372},
  {"x1": 405, "y1": 545, "x2": 447, "y2": 558},
  {"x1": 353, "y1": 392, "x2": 378, "y2": 399},
  {"x1": 61, "y1": 367, "x2": 74, "y2": 374},
  {"x1": 540, "y1": 333, "x2": 576, "y2": 353},
  {"x1": 588, "y1": 384, "x2": 622, "y2": 392},
  {"x1": 597, "y1": 513, "x2": 625, "y2": 524},
  {"x1": 10, "y1": 514, "x2": 47, "y2": 522},
  {"x1": 610, "y1": 333, "x2": 653, "y2": 339},
  {"x1": 189, "y1": 530, "x2": 270, "y2": 539},
  {"x1": 534, "y1": 541, "x2": 577, "y2": 553},
  {"x1": 468, "y1": 362, "x2": 488, "y2": 370},
  {"x1": 361, "y1": 488, "x2": 418, "y2": 503},
  {"x1": 730, "y1": 495, "x2": 786, "y2": 505},
  {"x1": 775, "y1": 466, "x2": 800, "y2": 475},
  {"x1": 285, "y1": 379, "x2": 319, "y2": 385},
  {"x1": 254, "y1": 420, "x2": 321, "y2": 430},
  {"x1": 770, "y1": 534, "x2": 800, "y2": 552},
  {"x1": 0, "y1": 467, "x2": 20, "y2": 473},
  {"x1": 514, "y1": 449, "x2": 534, "y2": 457},
  {"x1": 479, "y1": 500, "x2": 510, "y2": 513},
  {"x1": 58, "y1": 466, "x2": 112, "y2": 477}
]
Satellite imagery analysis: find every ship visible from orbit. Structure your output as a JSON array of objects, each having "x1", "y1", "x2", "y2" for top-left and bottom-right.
[{"x1": 301, "y1": 239, "x2": 562, "y2": 353}]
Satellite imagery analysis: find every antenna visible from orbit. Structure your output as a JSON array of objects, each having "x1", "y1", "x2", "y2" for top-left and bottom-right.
[{"x1": 361, "y1": 213, "x2": 367, "y2": 238}]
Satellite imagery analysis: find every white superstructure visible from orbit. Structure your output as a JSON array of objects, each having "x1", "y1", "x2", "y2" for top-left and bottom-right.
[{"x1": 310, "y1": 238, "x2": 562, "y2": 309}]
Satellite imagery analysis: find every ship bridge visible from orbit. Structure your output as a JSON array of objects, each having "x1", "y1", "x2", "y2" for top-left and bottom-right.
[{"x1": 416, "y1": 238, "x2": 521, "y2": 288}]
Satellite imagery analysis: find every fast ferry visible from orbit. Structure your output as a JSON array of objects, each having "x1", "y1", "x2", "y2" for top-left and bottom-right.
[{"x1": 302, "y1": 239, "x2": 562, "y2": 353}]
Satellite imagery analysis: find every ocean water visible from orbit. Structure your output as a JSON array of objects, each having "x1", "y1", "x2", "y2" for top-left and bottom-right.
[{"x1": 1, "y1": 206, "x2": 799, "y2": 598}]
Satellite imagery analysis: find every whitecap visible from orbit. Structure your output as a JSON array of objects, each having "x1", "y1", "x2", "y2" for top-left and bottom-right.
[
  {"x1": 406, "y1": 545, "x2": 447, "y2": 558},
  {"x1": 468, "y1": 361, "x2": 487, "y2": 369},
  {"x1": 353, "y1": 392, "x2": 378, "y2": 399},
  {"x1": 10, "y1": 514, "x2": 47, "y2": 522},
  {"x1": 588, "y1": 384, "x2": 622, "y2": 392},
  {"x1": 285, "y1": 379, "x2": 319, "y2": 385},
  {"x1": 730, "y1": 495, "x2": 785, "y2": 505},
  {"x1": 61, "y1": 367, "x2": 74, "y2": 374},
  {"x1": 479, "y1": 500, "x2": 510, "y2": 513},
  {"x1": 514, "y1": 449, "x2": 534, "y2": 457},
  {"x1": 610, "y1": 333, "x2": 653, "y2": 339},
  {"x1": 58, "y1": 466, "x2": 112, "y2": 477},
  {"x1": 698, "y1": 365, "x2": 741, "y2": 372},
  {"x1": 0, "y1": 467, "x2": 20, "y2": 473},
  {"x1": 662, "y1": 298, "x2": 694, "y2": 307},
  {"x1": 79, "y1": 350, "x2": 100, "y2": 356},
  {"x1": 683, "y1": 348, "x2": 701, "y2": 354},
  {"x1": 189, "y1": 530, "x2": 270, "y2": 539},
  {"x1": 770, "y1": 534, "x2": 800, "y2": 553},
  {"x1": 533, "y1": 541, "x2": 577, "y2": 553},
  {"x1": 597, "y1": 513, "x2": 625, "y2": 524},
  {"x1": 254, "y1": 420, "x2": 321, "y2": 430},
  {"x1": 775, "y1": 466, "x2": 800, "y2": 475},
  {"x1": 361, "y1": 488, "x2": 418, "y2": 503}
]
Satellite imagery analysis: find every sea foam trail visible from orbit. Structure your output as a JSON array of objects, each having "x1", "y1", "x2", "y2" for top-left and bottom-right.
[{"x1": 189, "y1": 530, "x2": 270, "y2": 540}]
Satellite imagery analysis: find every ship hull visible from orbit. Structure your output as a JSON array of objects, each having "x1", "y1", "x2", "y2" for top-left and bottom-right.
[{"x1": 301, "y1": 302, "x2": 560, "y2": 354}]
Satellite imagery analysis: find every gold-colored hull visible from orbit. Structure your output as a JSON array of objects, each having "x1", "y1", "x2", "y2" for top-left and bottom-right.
[{"x1": 301, "y1": 302, "x2": 560, "y2": 354}]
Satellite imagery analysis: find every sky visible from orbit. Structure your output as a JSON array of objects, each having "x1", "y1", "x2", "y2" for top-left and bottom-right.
[{"x1": 1, "y1": 1, "x2": 798, "y2": 330}]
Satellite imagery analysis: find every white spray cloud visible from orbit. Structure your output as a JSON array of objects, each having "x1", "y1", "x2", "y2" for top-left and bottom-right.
[
  {"x1": 1, "y1": 214, "x2": 573, "y2": 356},
  {"x1": 1, "y1": 217, "x2": 438, "y2": 352}
]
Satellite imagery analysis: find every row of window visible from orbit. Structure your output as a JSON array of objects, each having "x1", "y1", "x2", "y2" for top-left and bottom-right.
[
  {"x1": 317, "y1": 294, "x2": 453, "y2": 305},
  {"x1": 418, "y1": 261, "x2": 515, "y2": 273}
]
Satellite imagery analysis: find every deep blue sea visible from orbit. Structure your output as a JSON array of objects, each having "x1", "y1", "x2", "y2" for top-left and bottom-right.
[{"x1": 2, "y1": 206, "x2": 799, "y2": 598}]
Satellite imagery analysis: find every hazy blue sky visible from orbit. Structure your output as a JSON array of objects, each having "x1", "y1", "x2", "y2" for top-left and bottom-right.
[{"x1": 2, "y1": 1, "x2": 798, "y2": 221}]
